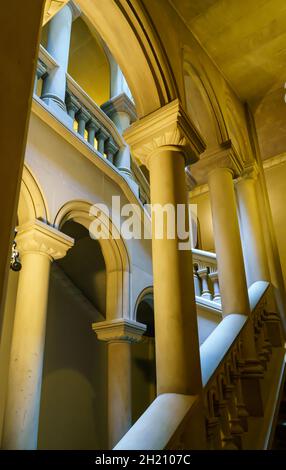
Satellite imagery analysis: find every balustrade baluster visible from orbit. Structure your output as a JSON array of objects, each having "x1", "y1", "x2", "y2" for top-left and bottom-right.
[
  {"x1": 198, "y1": 267, "x2": 212, "y2": 300},
  {"x1": 105, "y1": 138, "x2": 119, "y2": 164},
  {"x1": 209, "y1": 271, "x2": 221, "y2": 303},
  {"x1": 76, "y1": 108, "x2": 91, "y2": 138},
  {"x1": 224, "y1": 363, "x2": 244, "y2": 449},
  {"x1": 96, "y1": 128, "x2": 109, "y2": 155},
  {"x1": 193, "y1": 265, "x2": 202, "y2": 297},
  {"x1": 66, "y1": 93, "x2": 80, "y2": 121},
  {"x1": 217, "y1": 376, "x2": 238, "y2": 450},
  {"x1": 86, "y1": 118, "x2": 100, "y2": 147}
]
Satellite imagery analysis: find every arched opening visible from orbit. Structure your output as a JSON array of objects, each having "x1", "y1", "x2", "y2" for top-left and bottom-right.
[
  {"x1": 38, "y1": 220, "x2": 108, "y2": 449},
  {"x1": 68, "y1": 17, "x2": 110, "y2": 106},
  {"x1": 132, "y1": 288, "x2": 156, "y2": 422}
]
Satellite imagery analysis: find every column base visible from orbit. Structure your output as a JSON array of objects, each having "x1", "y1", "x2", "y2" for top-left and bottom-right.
[{"x1": 41, "y1": 95, "x2": 73, "y2": 128}]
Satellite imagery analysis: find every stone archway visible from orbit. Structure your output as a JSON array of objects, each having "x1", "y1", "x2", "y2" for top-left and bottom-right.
[
  {"x1": 54, "y1": 200, "x2": 131, "y2": 320},
  {"x1": 76, "y1": 0, "x2": 179, "y2": 118}
]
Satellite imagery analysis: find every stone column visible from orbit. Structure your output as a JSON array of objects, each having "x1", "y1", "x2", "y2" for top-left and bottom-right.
[
  {"x1": 125, "y1": 100, "x2": 205, "y2": 398},
  {"x1": 207, "y1": 154, "x2": 263, "y2": 415},
  {"x1": 93, "y1": 319, "x2": 146, "y2": 449},
  {"x1": 101, "y1": 93, "x2": 137, "y2": 179},
  {"x1": 2, "y1": 220, "x2": 73, "y2": 449},
  {"x1": 208, "y1": 167, "x2": 250, "y2": 317},
  {"x1": 235, "y1": 163, "x2": 270, "y2": 286},
  {"x1": 41, "y1": 1, "x2": 80, "y2": 117}
]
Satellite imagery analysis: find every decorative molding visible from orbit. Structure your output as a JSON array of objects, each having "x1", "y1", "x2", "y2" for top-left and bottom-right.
[
  {"x1": 101, "y1": 93, "x2": 137, "y2": 124},
  {"x1": 239, "y1": 161, "x2": 260, "y2": 181},
  {"x1": 93, "y1": 319, "x2": 146, "y2": 343},
  {"x1": 263, "y1": 153, "x2": 286, "y2": 171},
  {"x1": 190, "y1": 140, "x2": 243, "y2": 185},
  {"x1": 43, "y1": 0, "x2": 68, "y2": 25},
  {"x1": 43, "y1": 1, "x2": 80, "y2": 25},
  {"x1": 124, "y1": 99, "x2": 206, "y2": 168},
  {"x1": 67, "y1": 0, "x2": 81, "y2": 20},
  {"x1": 16, "y1": 219, "x2": 74, "y2": 260}
]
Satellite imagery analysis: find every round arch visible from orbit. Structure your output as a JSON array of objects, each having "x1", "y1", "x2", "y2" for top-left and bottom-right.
[
  {"x1": 18, "y1": 164, "x2": 49, "y2": 225},
  {"x1": 54, "y1": 200, "x2": 131, "y2": 320},
  {"x1": 134, "y1": 286, "x2": 154, "y2": 336},
  {"x1": 183, "y1": 46, "x2": 229, "y2": 148},
  {"x1": 76, "y1": 0, "x2": 179, "y2": 117}
]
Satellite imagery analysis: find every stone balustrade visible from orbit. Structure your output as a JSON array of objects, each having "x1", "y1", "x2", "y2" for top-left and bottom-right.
[
  {"x1": 33, "y1": 46, "x2": 151, "y2": 204},
  {"x1": 115, "y1": 281, "x2": 283, "y2": 450},
  {"x1": 192, "y1": 248, "x2": 221, "y2": 304}
]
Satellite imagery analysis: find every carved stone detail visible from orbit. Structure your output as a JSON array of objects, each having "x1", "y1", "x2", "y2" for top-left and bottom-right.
[
  {"x1": 123, "y1": 99, "x2": 206, "y2": 168},
  {"x1": 190, "y1": 140, "x2": 244, "y2": 185},
  {"x1": 93, "y1": 319, "x2": 146, "y2": 343},
  {"x1": 16, "y1": 219, "x2": 74, "y2": 260}
]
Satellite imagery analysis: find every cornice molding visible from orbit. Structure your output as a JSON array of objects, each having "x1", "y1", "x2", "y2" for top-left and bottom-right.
[
  {"x1": 263, "y1": 153, "x2": 286, "y2": 171},
  {"x1": 43, "y1": 1, "x2": 67, "y2": 25},
  {"x1": 190, "y1": 140, "x2": 243, "y2": 185},
  {"x1": 101, "y1": 93, "x2": 137, "y2": 124},
  {"x1": 123, "y1": 99, "x2": 206, "y2": 168},
  {"x1": 92, "y1": 318, "x2": 146, "y2": 343},
  {"x1": 240, "y1": 161, "x2": 260, "y2": 181},
  {"x1": 16, "y1": 219, "x2": 74, "y2": 260}
]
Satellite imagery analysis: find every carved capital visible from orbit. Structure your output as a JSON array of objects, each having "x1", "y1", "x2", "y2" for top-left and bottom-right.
[
  {"x1": 123, "y1": 99, "x2": 206, "y2": 168},
  {"x1": 101, "y1": 93, "x2": 137, "y2": 124},
  {"x1": 67, "y1": 0, "x2": 81, "y2": 20},
  {"x1": 16, "y1": 220, "x2": 74, "y2": 260},
  {"x1": 190, "y1": 140, "x2": 244, "y2": 185},
  {"x1": 241, "y1": 161, "x2": 260, "y2": 181},
  {"x1": 92, "y1": 319, "x2": 146, "y2": 343},
  {"x1": 43, "y1": 1, "x2": 80, "y2": 25}
]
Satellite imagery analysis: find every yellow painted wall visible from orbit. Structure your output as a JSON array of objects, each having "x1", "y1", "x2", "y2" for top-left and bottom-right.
[
  {"x1": 68, "y1": 17, "x2": 110, "y2": 106},
  {"x1": 264, "y1": 162, "x2": 286, "y2": 287}
]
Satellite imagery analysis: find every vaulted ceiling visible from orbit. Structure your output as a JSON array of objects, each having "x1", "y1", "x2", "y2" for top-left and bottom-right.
[{"x1": 169, "y1": 0, "x2": 286, "y2": 104}]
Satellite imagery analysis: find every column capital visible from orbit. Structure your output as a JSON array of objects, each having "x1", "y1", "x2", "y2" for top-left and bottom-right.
[
  {"x1": 191, "y1": 140, "x2": 244, "y2": 185},
  {"x1": 101, "y1": 93, "x2": 137, "y2": 124},
  {"x1": 16, "y1": 219, "x2": 74, "y2": 260},
  {"x1": 240, "y1": 161, "x2": 260, "y2": 181},
  {"x1": 123, "y1": 99, "x2": 206, "y2": 168},
  {"x1": 92, "y1": 319, "x2": 146, "y2": 343},
  {"x1": 67, "y1": 0, "x2": 81, "y2": 21}
]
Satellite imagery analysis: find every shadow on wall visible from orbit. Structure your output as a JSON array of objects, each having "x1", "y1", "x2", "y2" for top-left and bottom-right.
[{"x1": 38, "y1": 222, "x2": 108, "y2": 450}]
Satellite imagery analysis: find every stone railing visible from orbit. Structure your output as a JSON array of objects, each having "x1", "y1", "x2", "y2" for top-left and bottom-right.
[
  {"x1": 192, "y1": 248, "x2": 221, "y2": 305},
  {"x1": 33, "y1": 45, "x2": 149, "y2": 204},
  {"x1": 115, "y1": 281, "x2": 283, "y2": 450},
  {"x1": 65, "y1": 74, "x2": 120, "y2": 163}
]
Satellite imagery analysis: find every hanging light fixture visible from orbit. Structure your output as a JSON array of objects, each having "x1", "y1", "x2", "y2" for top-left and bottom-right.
[{"x1": 10, "y1": 231, "x2": 22, "y2": 272}]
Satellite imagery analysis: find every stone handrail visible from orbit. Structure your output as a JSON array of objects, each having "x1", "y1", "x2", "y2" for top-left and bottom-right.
[
  {"x1": 115, "y1": 280, "x2": 282, "y2": 450},
  {"x1": 114, "y1": 394, "x2": 199, "y2": 450},
  {"x1": 192, "y1": 248, "x2": 221, "y2": 304}
]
